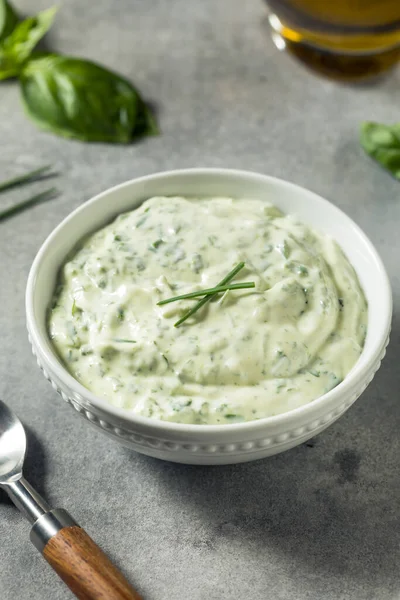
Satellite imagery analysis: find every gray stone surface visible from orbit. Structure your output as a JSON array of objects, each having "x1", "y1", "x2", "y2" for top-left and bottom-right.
[{"x1": 1, "y1": 0, "x2": 399, "y2": 598}]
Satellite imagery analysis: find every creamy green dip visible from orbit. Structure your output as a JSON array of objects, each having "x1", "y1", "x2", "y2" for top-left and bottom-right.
[{"x1": 49, "y1": 196, "x2": 368, "y2": 425}]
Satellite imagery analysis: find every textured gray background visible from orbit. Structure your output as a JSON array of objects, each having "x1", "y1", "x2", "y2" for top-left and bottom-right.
[{"x1": 1, "y1": 1, "x2": 399, "y2": 599}]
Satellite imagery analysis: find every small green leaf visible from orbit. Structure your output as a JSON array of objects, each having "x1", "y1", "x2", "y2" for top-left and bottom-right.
[
  {"x1": 0, "y1": 0, "x2": 19, "y2": 42},
  {"x1": 360, "y1": 121, "x2": 400, "y2": 180},
  {"x1": 20, "y1": 54, "x2": 158, "y2": 143},
  {"x1": 0, "y1": 6, "x2": 57, "y2": 80}
]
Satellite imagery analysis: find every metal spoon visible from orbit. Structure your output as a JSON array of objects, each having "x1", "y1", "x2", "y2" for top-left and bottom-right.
[{"x1": 0, "y1": 400, "x2": 142, "y2": 600}]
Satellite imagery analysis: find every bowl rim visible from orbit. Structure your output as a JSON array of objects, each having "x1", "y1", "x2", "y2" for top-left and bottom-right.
[{"x1": 26, "y1": 168, "x2": 393, "y2": 435}]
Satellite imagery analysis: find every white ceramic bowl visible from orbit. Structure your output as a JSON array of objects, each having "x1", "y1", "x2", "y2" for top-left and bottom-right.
[{"x1": 26, "y1": 169, "x2": 392, "y2": 465}]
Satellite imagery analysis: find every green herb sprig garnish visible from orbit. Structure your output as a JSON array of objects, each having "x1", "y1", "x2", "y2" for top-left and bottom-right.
[
  {"x1": 171, "y1": 262, "x2": 254, "y2": 328},
  {"x1": 158, "y1": 282, "x2": 255, "y2": 306},
  {"x1": 0, "y1": 186, "x2": 58, "y2": 222},
  {"x1": 0, "y1": 164, "x2": 53, "y2": 193},
  {"x1": 0, "y1": 164, "x2": 59, "y2": 222}
]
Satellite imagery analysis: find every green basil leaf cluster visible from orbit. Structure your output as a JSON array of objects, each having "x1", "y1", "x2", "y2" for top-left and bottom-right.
[
  {"x1": 0, "y1": 5, "x2": 56, "y2": 80},
  {"x1": 0, "y1": 0, "x2": 18, "y2": 42},
  {"x1": 360, "y1": 122, "x2": 400, "y2": 180},
  {"x1": 0, "y1": 1, "x2": 158, "y2": 143}
]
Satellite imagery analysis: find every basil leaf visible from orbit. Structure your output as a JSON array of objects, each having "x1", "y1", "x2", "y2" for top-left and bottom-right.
[
  {"x1": 135, "y1": 98, "x2": 160, "y2": 137},
  {"x1": 0, "y1": 5, "x2": 57, "y2": 80},
  {"x1": 20, "y1": 54, "x2": 158, "y2": 143},
  {"x1": 0, "y1": 0, "x2": 18, "y2": 42},
  {"x1": 360, "y1": 121, "x2": 400, "y2": 180}
]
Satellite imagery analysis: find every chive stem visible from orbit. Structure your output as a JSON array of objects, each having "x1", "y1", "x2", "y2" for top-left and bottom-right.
[
  {"x1": 0, "y1": 165, "x2": 53, "y2": 194},
  {"x1": 0, "y1": 188, "x2": 58, "y2": 222},
  {"x1": 174, "y1": 262, "x2": 246, "y2": 328},
  {"x1": 158, "y1": 282, "x2": 255, "y2": 305}
]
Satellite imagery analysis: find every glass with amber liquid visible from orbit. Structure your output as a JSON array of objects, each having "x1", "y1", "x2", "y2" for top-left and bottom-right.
[{"x1": 266, "y1": 0, "x2": 400, "y2": 80}]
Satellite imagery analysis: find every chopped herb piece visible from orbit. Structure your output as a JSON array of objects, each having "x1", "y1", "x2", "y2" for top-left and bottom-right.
[
  {"x1": 191, "y1": 253, "x2": 204, "y2": 273},
  {"x1": 297, "y1": 265, "x2": 308, "y2": 276},
  {"x1": 81, "y1": 346, "x2": 93, "y2": 355},
  {"x1": 112, "y1": 338, "x2": 136, "y2": 343},
  {"x1": 225, "y1": 414, "x2": 245, "y2": 422},
  {"x1": 325, "y1": 374, "x2": 343, "y2": 392},
  {"x1": 278, "y1": 240, "x2": 290, "y2": 259},
  {"x1": 117, "y1": 307, "x2": 125, "y2": 321},
  {"x1": 308, "y1": 369, "x2": 320, "y2": 377},
  {"x1": 66, "y1": 321, "x2": 77, "y2": 338},
  {"x1": 172, "y1": 399, "x2": 193, "y2": 411},
  {"x1": 136, "y1": 215, "x2": 147, "y2": 228},
  {"x1": 136, "y1": 258, "x2": 146, "y2": 271},
  {"x1": 101, "y1": 347, "x2": 118, "y2": 361}
]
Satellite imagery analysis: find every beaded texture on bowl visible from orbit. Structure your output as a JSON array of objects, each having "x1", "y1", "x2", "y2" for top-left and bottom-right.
[{"x1": 28, "y1": 330, "x2": 389, "y2": 463}]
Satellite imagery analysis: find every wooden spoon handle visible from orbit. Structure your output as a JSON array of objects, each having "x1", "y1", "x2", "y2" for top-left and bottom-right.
[{"x1": 42, "y1": 525, "x2": 142, "y2": 600}]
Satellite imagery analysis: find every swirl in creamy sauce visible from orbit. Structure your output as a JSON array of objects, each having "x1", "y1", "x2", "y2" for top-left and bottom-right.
[{"x1": 49, "y1": 197, "x2": 368, "y2": 424}]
